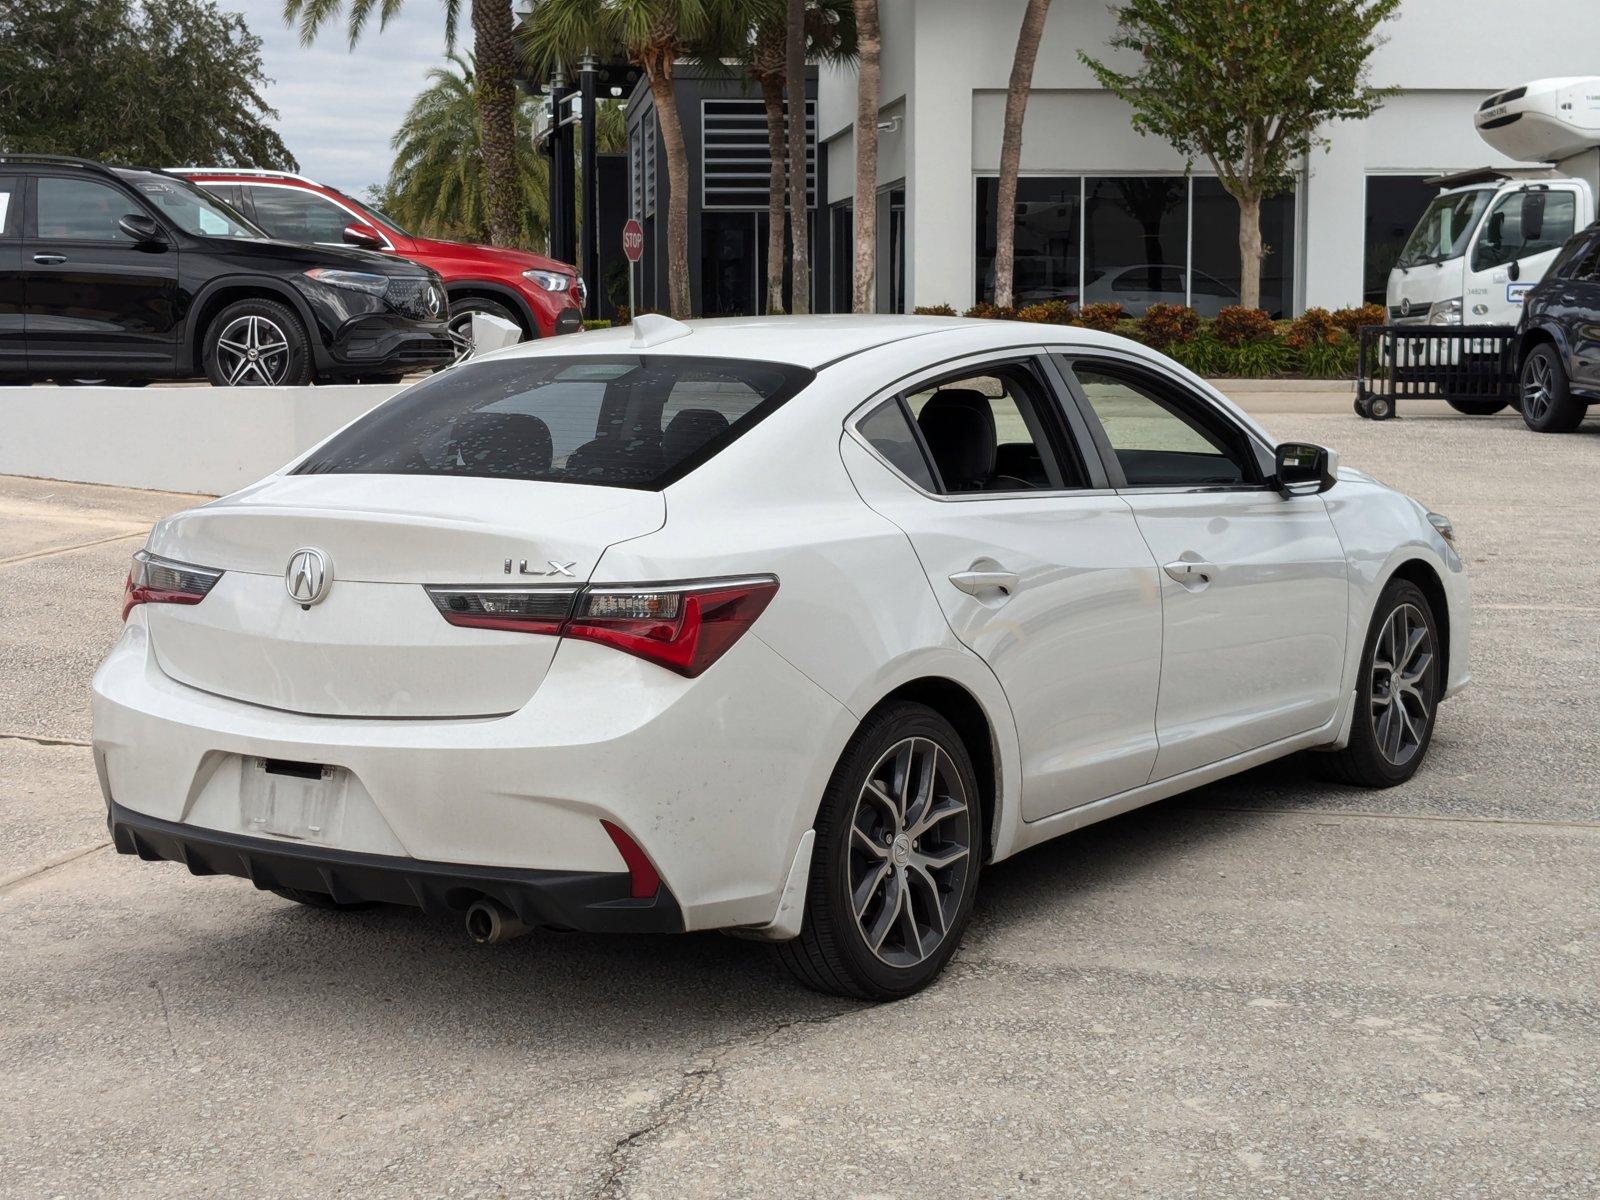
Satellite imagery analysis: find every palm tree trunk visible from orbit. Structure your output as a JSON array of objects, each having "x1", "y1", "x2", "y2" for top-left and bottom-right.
[
  {"x1": 760, "y1": 74, "x2": 788, "y2": 315},
  {"x1": 785, "y1": 0, "x2": 811, "y2": 314},
  {"x1": 649, "y1": 70, "x2": 695, "y2": 319},
  {"x1": 851, "y1": 0, "x2": 880, "y2": 313},
  {"x1": 471, "y1": 0, "x2": 520, "y2": 247},
  {"x1": 994, "y1": 0, "x2": 1052, "y2": 310},
  {"x1": 1238, "y1": 192, "x2": 1263, "y2": 310}
]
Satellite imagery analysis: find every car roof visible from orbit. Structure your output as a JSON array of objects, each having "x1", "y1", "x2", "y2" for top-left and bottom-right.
[{"x1": 483, "y1": 315, "x2": 1135, "y2": 370}]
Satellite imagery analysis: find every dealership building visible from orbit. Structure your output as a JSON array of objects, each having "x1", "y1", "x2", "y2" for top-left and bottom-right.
[{"x1": 626, "y1": 0, "x2": 1598, "y2": 317}]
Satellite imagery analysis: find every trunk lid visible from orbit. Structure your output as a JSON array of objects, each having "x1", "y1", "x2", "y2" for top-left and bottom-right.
[{"x1": 143, "y1": 474, "x2": 663, "y2": 717}]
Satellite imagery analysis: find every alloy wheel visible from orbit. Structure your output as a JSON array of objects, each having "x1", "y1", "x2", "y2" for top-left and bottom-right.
[
  {"x1": 848, "y1": 736, "x2": 972, "y2": 968},
  {"x1": 215, "y1": 315, "x2": 291, "y2": 386},
  {"x1": 447, "y1": 313, "x2": 474, "y2": 365},
  {"x1": 1369, "y1": 602, "x2": 1434, "y2": 766},
  {"x1": 1522, "y1": 355, "x2": 1553, "y2": 422}
]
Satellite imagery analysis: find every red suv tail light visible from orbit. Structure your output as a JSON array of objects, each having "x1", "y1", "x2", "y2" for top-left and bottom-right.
[
  {"x1": 122, "y1": 550, "x2": 223, "y2": 621},
  {"x1": 424, "y1": 576, "x2": 778, "y2": 678}
]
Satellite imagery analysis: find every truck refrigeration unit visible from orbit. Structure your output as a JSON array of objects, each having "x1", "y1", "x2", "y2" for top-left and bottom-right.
[{"x1": 1387, "y1": 77, "x2": 1600, "y2": 330}]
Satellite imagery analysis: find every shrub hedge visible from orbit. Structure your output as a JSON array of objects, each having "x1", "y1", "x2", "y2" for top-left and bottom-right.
[{"x1": 909, "y1": 300, "x2": 1381, "y2": 378}]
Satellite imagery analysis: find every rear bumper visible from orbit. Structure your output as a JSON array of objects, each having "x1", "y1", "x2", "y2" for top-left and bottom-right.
[{"x1": 107, "y1": 800, "x2": 683, "y2": 931}]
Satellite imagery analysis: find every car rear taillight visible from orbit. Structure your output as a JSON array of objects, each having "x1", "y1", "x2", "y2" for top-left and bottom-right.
[
  {"x1": 566, "y1": 578, "x2": 778, "y2": 678},
  {"x1": 425, "y1": 585, "x2": 579, "y2": 634},
  {"x1": 122, "y1": 550, "x2": 223, "y2": 621},
  {"x1": 423, "y1": 576, "x2": 778, "y2": 678}
]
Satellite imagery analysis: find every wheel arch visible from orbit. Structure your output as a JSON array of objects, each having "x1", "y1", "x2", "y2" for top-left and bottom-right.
[
  {"x1": 184, "y1": 277, "x2": 321, "y2": 375},
  {"x1": 1382, "y1": 556, "x2": 1451, "y2": 685},
  {"x1": 1518, "y1": 323, "x2": 1568, "y2": 369},
  {"x1": 867, "y1": 676, "x2": 1000, "y2": 860},
  {"x1": 444, "y1": 280, "x2": 537, "y2": 337}
]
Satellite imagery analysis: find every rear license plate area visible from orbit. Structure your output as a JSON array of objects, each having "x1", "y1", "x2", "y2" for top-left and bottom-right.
[{"x1": 240, "y1": 757, "x2": 349, "y2": 843}]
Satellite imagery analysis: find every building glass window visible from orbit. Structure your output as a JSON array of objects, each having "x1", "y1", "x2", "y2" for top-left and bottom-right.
[
  {"x1": 877, "y1": 185, "x2": 906, "y2": 313},
  {"x1": 976, "y1": 177, "x2": 1080, "y2": 305},
  {"x1": 1083, "y1": 177, "x2": 1187, "y2": 315},
  {"x1": 830, "y1": 201, "x2": 853, "y2": 313},
  {"x1": 1190, "y1": 178, "x2": 1296, "y2": 317},
  {"x1": 1364, "y1": 175, "x2": 1437, "y2": 304},
  {"x1": 701, "y1": 212, "x2": 758, "y2": 317},
  {"x1": 977, "y1": 175, "x2": 1297, "y2": 315}
]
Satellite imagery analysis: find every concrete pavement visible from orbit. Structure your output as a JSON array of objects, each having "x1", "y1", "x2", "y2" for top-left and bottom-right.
[{"x1": 1, "y1": 394, "x2": 1596, "y2": 1198}]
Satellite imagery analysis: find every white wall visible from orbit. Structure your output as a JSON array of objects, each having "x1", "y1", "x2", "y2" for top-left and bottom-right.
[
  {"x1": 0, "y1": 384, "x2": 403, "y2": 496},
  {"x1": 818, "y1": 0, "x2": 1600, "y2": 312}
]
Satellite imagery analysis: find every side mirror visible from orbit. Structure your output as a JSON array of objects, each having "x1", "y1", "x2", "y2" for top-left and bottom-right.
[
  {"x1": 1523, "y1": 190, "x2": 1546, "y2": 242},
  {"x1": 117, "y1": 213, "x2": 166, "y2": 248},
  {"x1": 1508, "y1": 259, "x2": 1521, "y2": 281},
  {"x1": 342, "y1": 223, "x2": 384, "y2": 250},
  {"x1": 1274, "y1": 442, "x2": 1338, "y2": 496}
]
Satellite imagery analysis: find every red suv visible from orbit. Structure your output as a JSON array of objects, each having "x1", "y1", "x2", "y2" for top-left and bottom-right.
[{"x1": 174, "y1": 169, "x2": 584, "y2": 356}]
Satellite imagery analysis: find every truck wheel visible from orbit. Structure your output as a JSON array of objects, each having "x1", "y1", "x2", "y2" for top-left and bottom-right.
[
  {"x1": 1444, "y1": 397, "x2": 1508, "y2": 415},
  {"x1": 1519, "y1": 345, "x2": 1586, "y2": 433}
]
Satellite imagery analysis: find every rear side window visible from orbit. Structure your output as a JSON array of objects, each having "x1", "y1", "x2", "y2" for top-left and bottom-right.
[
  {"x1": 296, "y1": 355, "x2": 814, "y2": 489},
  {"x1": 0, "y1": 177, "x2": 17, "y2": 237},
  {"x1": 857, "y1": 400, "x2": 937, "y2": 491}
]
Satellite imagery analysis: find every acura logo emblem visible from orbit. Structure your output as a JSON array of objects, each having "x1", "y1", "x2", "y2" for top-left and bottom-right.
[{"x1": 285, "y1": 547, "x2": 332, "y2": 607}]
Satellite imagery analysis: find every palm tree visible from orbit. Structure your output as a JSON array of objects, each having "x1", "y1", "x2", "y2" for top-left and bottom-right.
[
  {"x1": 282, "y1": 0, "x2": 523, "y2": 248},
  {"x1": 527, "y1": 0, "x2": 752, "y2": 320},
  {"x1": 784, "y1": 0, "x2": 810, "y2": 314},
  {"x1": 851, "y1": 0, "x2": 879, "y2": 313},
  {"x1": 993, "y1": 0, "x2": 1054, "y2": 309},
  {"x1": 741, "y1": 0, "x2": 854, "y2": 315},
  {"x1": 386, "y1": 53, "x2": 551, "y2": 249}
]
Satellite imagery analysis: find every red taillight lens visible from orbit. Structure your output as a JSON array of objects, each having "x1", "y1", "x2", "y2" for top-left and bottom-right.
[
  {"x1": 424, "y1": 576, "x2": 778, "y2": 678},
  {"x1": 122, "y1": 550, "x2": 223, "y2": 621},
  {"x1": 566, "y1": 578, "x2": 778, "y2": 678}
]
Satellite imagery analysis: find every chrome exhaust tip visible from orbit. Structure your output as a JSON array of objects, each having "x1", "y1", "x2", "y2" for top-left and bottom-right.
[{"x1": 465, "y1": 897, "x2": 531, "y2": 945}]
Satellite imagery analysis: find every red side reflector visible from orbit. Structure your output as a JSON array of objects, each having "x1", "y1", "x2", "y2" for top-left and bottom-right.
[{"x1": 601, "y1": 820, "x2": 662, "y2": 899}]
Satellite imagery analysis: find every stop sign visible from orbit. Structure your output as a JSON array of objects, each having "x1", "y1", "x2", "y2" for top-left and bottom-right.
[{"x1": 622, "y1": 218, "x2": 644, "y2": 263}]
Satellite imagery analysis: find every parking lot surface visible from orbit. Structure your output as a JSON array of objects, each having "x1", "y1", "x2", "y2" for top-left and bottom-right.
[{"x1": 1, "y1": 393, "x2": 1596, "y2": 1198}]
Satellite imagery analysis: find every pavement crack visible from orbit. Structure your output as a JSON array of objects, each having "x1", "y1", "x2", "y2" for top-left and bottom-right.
[
  {"x1": 0, "y1": 840, "x2": 113, "y2": 895},
  {"x1": 0, "y1": 731, "x2": 92, "y2": 748},
  {"x1": 590, "y1": 1006, "x2": 857, "y2": 1199},
  {"x1": 0, "y1": 530, "x2": 143, "y2": 568},
  {"x1": 151, "y1": 980, "x2": 179, "y2": 1060}
]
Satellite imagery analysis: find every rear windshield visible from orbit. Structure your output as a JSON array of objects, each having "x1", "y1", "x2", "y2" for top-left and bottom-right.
[{"x1": 295, "y1": 355, "x2": 815, "y2": 489}]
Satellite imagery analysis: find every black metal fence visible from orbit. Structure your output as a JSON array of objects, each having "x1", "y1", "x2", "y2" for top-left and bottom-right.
[{"x1": 1355, "y1": 325, "x2": 1520, "y2": 419}]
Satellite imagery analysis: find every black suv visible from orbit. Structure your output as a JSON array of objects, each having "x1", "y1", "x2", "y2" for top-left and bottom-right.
[
  {"x1": 1517, "y1": 222, "x2": 1600, "y2": 433},
  {"x1": 0, "y1": 156, "x2": 453, "y2": 386}
]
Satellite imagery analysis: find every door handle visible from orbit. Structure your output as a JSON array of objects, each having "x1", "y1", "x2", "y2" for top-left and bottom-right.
[
  {"x1": 32, "y1": 253, "x2": 67, "y2": 265},
  {"x1": 948, "y1": 567, "x2": 1020, "y2": 597},
  {"x1": 1163, "y1": 559, "x2": 1218, "y2": 588}
]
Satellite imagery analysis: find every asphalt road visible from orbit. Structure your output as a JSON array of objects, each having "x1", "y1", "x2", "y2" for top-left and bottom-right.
[{"x1": 1, "y1": 391, "x2": 1596, "y2": 1198}]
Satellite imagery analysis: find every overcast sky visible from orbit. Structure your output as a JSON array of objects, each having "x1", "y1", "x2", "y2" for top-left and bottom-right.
[{"x1": 235, "y1": 0, "x2": 449, "y2": 195}]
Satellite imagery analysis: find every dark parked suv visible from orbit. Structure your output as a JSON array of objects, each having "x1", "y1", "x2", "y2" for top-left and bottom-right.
[
  {"x1": 1517, "y1": 222, "x2": 1600, "y2": 433},
  {"x1": 0, "y1": 156, "x2": 453, "y2": 386}
]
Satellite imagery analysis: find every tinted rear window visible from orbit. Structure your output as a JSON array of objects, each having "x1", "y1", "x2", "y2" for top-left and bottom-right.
[{"x1": 296, "y1": 355, "x2": 814, "y2": 489}]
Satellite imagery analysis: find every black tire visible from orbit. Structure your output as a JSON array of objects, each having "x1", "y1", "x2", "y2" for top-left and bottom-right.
[
  {"x1": 1444, "y1": 397, "x2": 1508, "y2": 415},
  {"x1": 446, "y1": 296, "x2": 526, "y2": 365},
  {"x1": 202, "y1": 297, "x2": 312, "y2": 387},
  {"x1": 1519, "y1": 344, "x2": 1586, "y2": 433},
  {"x1": 1316, "y1": 578, "x2": 1441, "y2": 789},
  {"x1": 268, "y1": 887, "x2": 380, "y2": 912},
  {"x1": 775, "y1": 702, "x2": 982, "y2": 1001}
]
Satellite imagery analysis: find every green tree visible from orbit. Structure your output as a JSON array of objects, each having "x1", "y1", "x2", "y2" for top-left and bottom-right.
[
  {"x1": 0, "y1": 0, "x2": 294, "y2": 168},
  {"x1": 385, "y1": 53, "x2": 625, "y2": 251},
  {"x1": 1082, "y1": 0, "x2": 1400, "y2": 310},
  {"x1": 738, "y1": 0, "x2": 854, "y2": 314},
  {"x1": 526, "y1": 0, "x2": 758, "y2": 319},
  {"x1": 284, "y1": 0, "x2": 523, "y2": 248}
]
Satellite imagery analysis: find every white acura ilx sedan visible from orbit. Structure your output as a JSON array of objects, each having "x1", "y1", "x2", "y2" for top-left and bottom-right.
[{"x1": 93, "y1": 315, "x2": 1468, "y2": 999}]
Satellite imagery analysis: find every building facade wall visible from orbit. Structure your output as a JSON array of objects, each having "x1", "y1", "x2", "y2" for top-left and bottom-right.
[{"x1": 817, "y1": 0, "x2": 1600, "y2": 314}]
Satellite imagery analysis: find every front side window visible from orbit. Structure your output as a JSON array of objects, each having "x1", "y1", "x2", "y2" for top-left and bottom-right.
[
  {"x1": 34, "y1": 177, "x2": 141, "y2": 241},
  {"x1": 1471, "y1": 189, "x2": 1578, "y2": 271},
  {"x1": 246, "y1": 186, "x2": 359, "y2": 244},
  {"x1": 123, "y1": 173, "x2": 259, "y2": 238},
  {"x1": 1397, "y1": 189, "x2": 1492, "y2": 268},
  {"x1": 1071, "y1": 363, "x2": 1255, "y2": 489},
  {"x1": 296, "y1": 355, "x2": 814, "y2": 489}
]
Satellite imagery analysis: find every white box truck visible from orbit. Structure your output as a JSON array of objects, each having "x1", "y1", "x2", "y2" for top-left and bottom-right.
[{"x1": 1387, "y1": 78, "x2": 1600, "y2": 328}]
